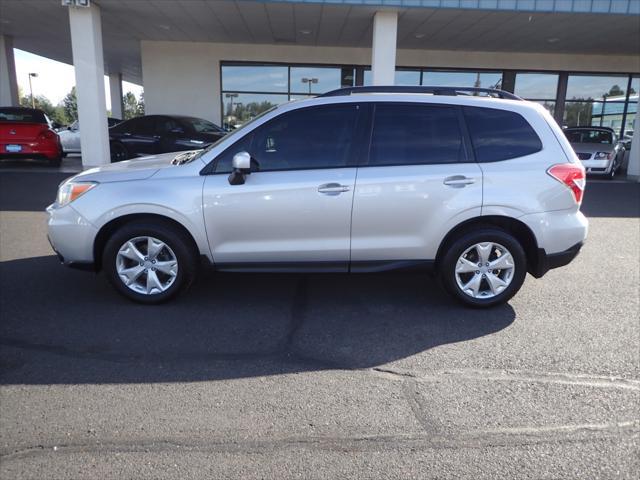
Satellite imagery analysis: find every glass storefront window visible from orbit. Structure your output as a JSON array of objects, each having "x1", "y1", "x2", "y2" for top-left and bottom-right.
[
  {"x1": 566, "y1": 74, "x2": 630, "y2": 101},
  {"x1": 221, "y1": 65, "x2": 288, "y2": 93},
  {"x1": 221, "y1": 93, "x2": 288, "y2": 129},
  {"x1": 362, "y1": 69, "x2": 421, "y2": 86},
  {"x1": 290, "y1": 67, "x2": 342, "y2": 94},
  {"x1": 422, "y1": 71, "x2": 502, "y2": 90},
  {"x1": 514, "y1": 73, "x2": 559, "y2": 99}
]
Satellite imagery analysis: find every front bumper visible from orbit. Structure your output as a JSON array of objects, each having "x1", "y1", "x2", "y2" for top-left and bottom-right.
[{"x1": 46, "y1": 203, "x2": 98, "y2": 269}]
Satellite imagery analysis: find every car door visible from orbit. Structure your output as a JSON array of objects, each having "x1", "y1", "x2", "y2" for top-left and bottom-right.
[
  {"x1": 202, "y1": 103, "x2": 364, "y2": 270},
  {"x1": 350, "y1": 102, "x2": 483, "y2": 266},
  {"x1": 120, "y1": 117, "x2": 158, "y2": 156}
]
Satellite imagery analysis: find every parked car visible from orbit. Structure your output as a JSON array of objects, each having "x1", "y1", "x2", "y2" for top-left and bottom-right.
[
  {"x1": 563, "y1": 126, "x2": 625, "y2": 178},
  {"x1": 47, "y1": 86, "x2": 588, "y2": 307},
  {"x1": 108, "y1": 115, "x2": 227, "y2": 162},
  {"x1": 0, "y1": 107, "x2": 63, "y2": 166},
  {"x1": 58, "y1": 117, "x2": 122, "y2": 155}
]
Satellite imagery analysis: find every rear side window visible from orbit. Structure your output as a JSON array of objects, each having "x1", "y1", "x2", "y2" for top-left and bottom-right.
[
  {"x1": 463, "y1": 106, "x2": 542, "y2": 162},
  {"x1": 369, "y1": 104, "x2": 464, "y2": 166}
]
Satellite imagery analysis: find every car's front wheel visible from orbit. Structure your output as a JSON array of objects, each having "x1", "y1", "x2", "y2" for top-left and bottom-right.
[
  {"x1": 439, "y1": 229, "x2": 527, "y2": 308},
  {"x1": 110, "y1": 142, "x2": 129, "y2": 162},
  {"x1": 103, "y1": 222, "x2": 198, "y2": 304}
]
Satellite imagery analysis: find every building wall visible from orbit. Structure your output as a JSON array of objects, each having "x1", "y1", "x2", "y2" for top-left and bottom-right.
[{"x1": 141, "y1": 40, "x2": 640, "y2": 125}]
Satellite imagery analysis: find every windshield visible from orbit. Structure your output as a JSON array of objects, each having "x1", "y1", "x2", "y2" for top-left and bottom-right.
[
  {"x1": 181, "y1": 117, "x2": 225, "y2": 134},
  {"x1": 565, "y1": 129, "x2": 613, "y2": 144},
  {"x1": 0, "y1": 108, "x2": 47, "y2": 124},
  {"x1": 179, "y1": 107, "x2": 278, "y2": 164}
]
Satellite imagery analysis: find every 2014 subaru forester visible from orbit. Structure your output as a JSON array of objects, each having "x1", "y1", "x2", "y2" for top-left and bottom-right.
[{"x1": 47, "y1": 86, "x2": 588, "y2": 307}]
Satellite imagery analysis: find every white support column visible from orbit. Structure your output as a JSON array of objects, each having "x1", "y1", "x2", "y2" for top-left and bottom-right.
[
  {"x1": 627, "y1": 97, "x2": 640, "y2": 181},
  {"x1": 68, "y1": 3, "x2": 110, "y2": 167},
  {"x1": 0, "y1": 35, "x2": 19, "y2": 106},
  {"x1": 371, "y1": 11, "x2": 398, "y2": 86},
  {"x1": 108, "y1": 72, "x2": 124, "y2": 119}
]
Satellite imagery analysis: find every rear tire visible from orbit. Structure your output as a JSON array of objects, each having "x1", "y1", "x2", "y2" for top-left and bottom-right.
[
  {"x1": 439, "y1": 228, "x2": 527, "y2": 308},
  {"x1": 102, "y1": 221, "x2": 198, "y2": 304}
]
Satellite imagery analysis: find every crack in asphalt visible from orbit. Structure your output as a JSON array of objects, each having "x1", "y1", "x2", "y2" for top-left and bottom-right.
[
  {"x1": 2, "y1": 421, "x2": 637, "y2": 461},
  {"x1": 371, "y1": 367, "x2": 640, "y2": 391}
]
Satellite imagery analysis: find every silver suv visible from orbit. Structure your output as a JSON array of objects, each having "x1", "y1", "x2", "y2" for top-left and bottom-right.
[{"x1": 47, "y1": 86, "x2": 588, "y2": 308}]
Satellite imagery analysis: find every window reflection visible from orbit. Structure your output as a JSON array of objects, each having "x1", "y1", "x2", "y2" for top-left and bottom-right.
[
  {"x1": 566, "y1": 75, "x2": 630, "y2": 100},
  {"x1": 422, "y1": 71, "x2": 502, "y2": 90},
  {"x1": 221, "y1": 93, "x2": 287, "y2": 130},
  {"x1": 222, "y1": 66, "x2": 288, "y2": 93},
  {"x1": 362, "y1": 69, "x2": 421, "y2": 86},
  {"x1": 514, "y1": 73, "x2": 559, "y2": 99},
  {"x1": 290, "y1": 67, "x2": 343, "y2": 94}
]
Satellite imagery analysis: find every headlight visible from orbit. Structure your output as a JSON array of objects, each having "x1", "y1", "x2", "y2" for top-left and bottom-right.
[
  {"x1": 594, "y1": 151, "x2": 613, "y2": 160},
  {"x1": 56, "y1": 181, "x2": 97, "y2": 206}
]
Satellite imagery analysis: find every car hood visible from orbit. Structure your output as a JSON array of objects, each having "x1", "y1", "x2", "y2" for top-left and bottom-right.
[
  {"x1": 72, "y1": 151, "x2": 197, "y2": 183},
  {"x1": 570, "y1": 143, "x2": 614, "y2": 153}
]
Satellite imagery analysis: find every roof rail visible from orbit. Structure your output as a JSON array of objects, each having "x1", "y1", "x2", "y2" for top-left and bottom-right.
[{"x1": 320, "y1": 85, "x2": 523, "y2": 101}]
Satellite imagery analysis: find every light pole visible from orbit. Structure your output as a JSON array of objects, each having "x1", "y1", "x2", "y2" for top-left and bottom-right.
[
  {"x1": 28, "y1": 73, "x2": 38, "y2": 108},
  {"x1": 224, "y1": 93, "x2": 239, "y2": 127},
  {"x1": 301, "y1": 77, "x2": 318, "y2": 95}
]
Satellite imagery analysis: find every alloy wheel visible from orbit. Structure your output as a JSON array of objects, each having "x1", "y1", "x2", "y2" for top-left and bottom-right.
[
  {"x1": 116, "y1": 236, "x2": 178, "y2": 295},
  {"x1": 454, "y1": 242, "x2": 515, "y2": 299}
]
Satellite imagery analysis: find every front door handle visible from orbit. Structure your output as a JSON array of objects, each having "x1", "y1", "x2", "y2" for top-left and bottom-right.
[
  {"x1": 318, "y1": 183, "x2": 350, "y2": 195},
  {"x1": 443, "y1": 175, "x2": 476, "y2": 188}
]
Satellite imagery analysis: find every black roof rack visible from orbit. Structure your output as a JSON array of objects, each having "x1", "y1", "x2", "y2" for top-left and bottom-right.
[{"x1": 320, "y1": 85, "x2": 523, "y2": 100}]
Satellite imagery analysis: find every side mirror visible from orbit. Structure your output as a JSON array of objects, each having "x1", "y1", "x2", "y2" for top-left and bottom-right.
[{"x1": 228, "y1": 151, "x2": 252, "y2": 185}]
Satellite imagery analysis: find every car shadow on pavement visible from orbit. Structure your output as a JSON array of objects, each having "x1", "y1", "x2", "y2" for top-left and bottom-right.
[{"x1": 0, "y1": 255, "x2": 515, "y2": 385}]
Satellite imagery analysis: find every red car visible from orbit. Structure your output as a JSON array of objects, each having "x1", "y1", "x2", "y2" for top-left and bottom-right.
[{"x1": 0, "y1": 107, "x2": 63, "y2": 167}]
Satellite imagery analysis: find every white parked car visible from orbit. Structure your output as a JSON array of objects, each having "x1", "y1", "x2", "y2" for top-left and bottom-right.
[
  {"x1": 58, "y1": 117, "x2": 122, "y2": 154},
  {"x1": 47, "y1": 86, "x2": 588, "y2": 307}
]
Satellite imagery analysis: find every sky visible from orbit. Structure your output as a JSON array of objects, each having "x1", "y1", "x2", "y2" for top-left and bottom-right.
[{"x1": 14, "y1": 49, "x2": 143, "y2": 107}]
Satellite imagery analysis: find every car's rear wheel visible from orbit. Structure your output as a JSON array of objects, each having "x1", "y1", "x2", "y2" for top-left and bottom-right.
[
  {"x1": 110, "y1": 142, "x2": 129, "y2": 162},
  {"x1": 439, "y1": 229, "x2": 527, "y2": 308},
  {"x1": 103, "y1": 222, "x2": 198, "y2": 304}
]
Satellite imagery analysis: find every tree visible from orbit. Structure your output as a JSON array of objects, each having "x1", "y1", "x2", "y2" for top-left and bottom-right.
[
  {"x1": 123, "y1": 91, "x2": 144, "y2": 119},
  {"x1": 62, "y1": 87, "x2": 78, "y2": 123},
  {"x1": 19, "y1": 93, "x2": 66, "y2": 125}
]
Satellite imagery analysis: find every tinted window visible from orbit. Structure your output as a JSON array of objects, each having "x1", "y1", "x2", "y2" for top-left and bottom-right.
[
  {"x1": 130, "y1": 117, "x2": 155, "y2": 136},
  {"x1": 463, "y1": 107, "x2": 542, "y2": 162},
  {"x1": 155, "y1": 117, "x2": 181, "y2": 135},
  {"x1": 0, "y1": 108, "x2": 47, "y2": 124},
  {"x1": 369, "y1": 104, "x2": 464, "y2": 166},
  {"x1": 215, "y1": 105, "x2": 358, "y2": 173},
  {"x1": 565, "y1": 129, "x2": 613, "y2": 144}
]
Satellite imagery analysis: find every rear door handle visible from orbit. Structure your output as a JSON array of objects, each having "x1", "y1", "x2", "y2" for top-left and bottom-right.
[
  {"x1": 443, "y1": 175, "x2": 476, "y2": 188},
  {"x1": 318, "y1": 183, "x2": 350, "y2": 195}
]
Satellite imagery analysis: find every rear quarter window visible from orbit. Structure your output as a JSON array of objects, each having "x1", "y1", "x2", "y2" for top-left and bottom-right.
[{"x1": 463, "y1": 106, "x2": 542, "y2": 162}]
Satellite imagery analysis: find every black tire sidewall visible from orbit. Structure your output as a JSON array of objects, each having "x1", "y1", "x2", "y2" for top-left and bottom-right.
[
  {"x1": 110, "y1": 143, "x2": 128, "y2": 163},
  {"x1": 102, "y1": 222, "x2": 197, "y2": 304},
  {"x1": 440, "y1": 228, "x2": 527, "y2": 308}
]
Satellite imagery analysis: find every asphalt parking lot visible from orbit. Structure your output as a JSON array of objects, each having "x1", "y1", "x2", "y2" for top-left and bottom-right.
[{"x1": 0, "y1": 165, "x2": 638, "y2": 479}]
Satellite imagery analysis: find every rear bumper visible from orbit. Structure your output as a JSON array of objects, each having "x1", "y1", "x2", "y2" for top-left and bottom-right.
[
  {"x1": 1, "y1": 141, "x2": 61, "y2": 159},
  {"x1": 530, "y1": 241, "x2": 584, "y2": 278}
]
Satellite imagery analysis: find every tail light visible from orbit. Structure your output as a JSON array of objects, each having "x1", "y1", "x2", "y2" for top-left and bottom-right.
[
  {"x1": 547, "y1": 163, "x2": 586, "y2": 204},
  {"x1": 37, "y1": 129, "x2": 57, "y2": 142}
]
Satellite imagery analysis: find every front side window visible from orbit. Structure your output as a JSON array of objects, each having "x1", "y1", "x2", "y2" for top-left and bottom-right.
[
  {"x1": 463, "y1": 107, "x2": 542, "y2": 162},
  {"x1": 369, "y1": 103, "x2": 464, "y2": 166},
  {"x1": 215, "y1": 104, "x2": 359, "y2": 173}
]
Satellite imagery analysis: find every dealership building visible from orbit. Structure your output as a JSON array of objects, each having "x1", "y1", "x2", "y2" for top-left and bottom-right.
[{"x1": 0, "y1": 0, "x2": 639, "y2": 176}]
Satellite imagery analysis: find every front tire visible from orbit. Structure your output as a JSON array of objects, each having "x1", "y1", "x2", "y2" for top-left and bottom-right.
[
  {"x1": 102, "y1": 222, "x2": 198, "y2": 304},
  {"x1": 110, "y1": 142, "x2": 129, "y2": 162},
  {"x1": 439, "y1": 228, "x2": 527, "y2": 308}
]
